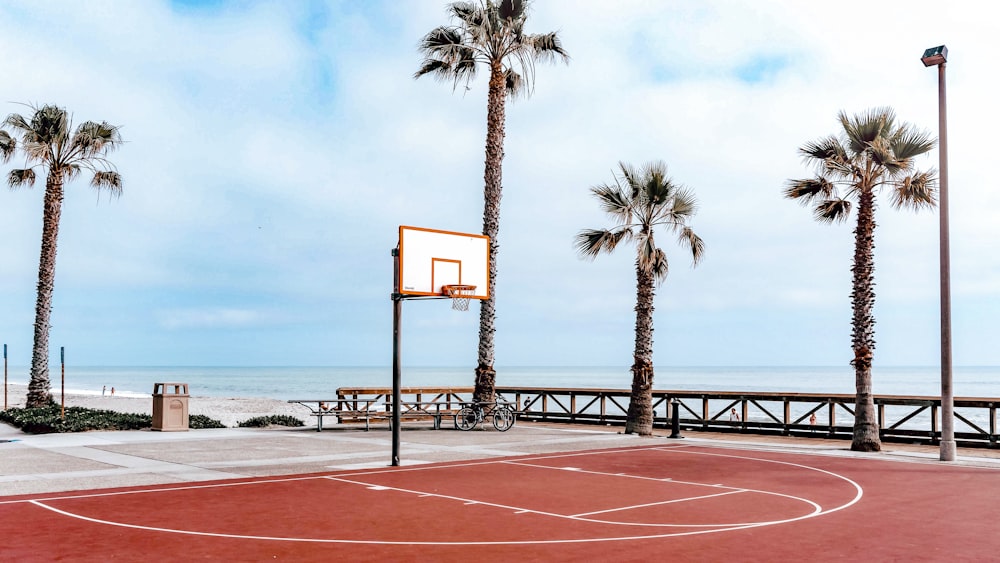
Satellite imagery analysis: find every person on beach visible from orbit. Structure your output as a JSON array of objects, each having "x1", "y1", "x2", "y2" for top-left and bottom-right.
[
  {"x1": 110, "y1": 387, "x2": 115, "y2": 397},
  {"x1": 729, "y1": 408, "x2": 740, "y2": 422},
  {"x1": 102, "y1": 386, "x2": 106, "y2": 397},
  {"x1": 810, "y1": 412, "x2": 817, "y2": 425}
]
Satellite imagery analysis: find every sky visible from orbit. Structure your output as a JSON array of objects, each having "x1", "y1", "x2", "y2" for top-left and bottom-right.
[{"x1": 1, "y1": 0, "x2": 999, "y2": 370}]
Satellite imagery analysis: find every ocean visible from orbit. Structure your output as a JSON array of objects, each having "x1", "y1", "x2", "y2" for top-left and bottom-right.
[{"x1": 3, "y1": 365, "x2": 999, "y2": 401}]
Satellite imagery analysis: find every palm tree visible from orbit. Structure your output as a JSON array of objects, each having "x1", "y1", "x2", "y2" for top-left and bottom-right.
[
  {"x1": 576, "y1": 161, "x2": 704, "y2": 436},
  {"x1": 415, "y1": 0, "x2": 569, "y2": 404},
  {"x1": 785, "y1": 107, "x2": 936, "y2": 452},
  {"x1": 0, "y1": 104, "x2": 124, "y2": 408}
]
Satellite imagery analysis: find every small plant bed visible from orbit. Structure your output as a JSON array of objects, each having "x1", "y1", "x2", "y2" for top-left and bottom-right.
[
  {"x1": 0, "y1": 405, "x2": 225, "y2": 434},
  {"x1": 237, "y1": 415, "x2": 305, "y2": 428},
  {"x1": 189, "y1": 414, "x2": 227, "y2": 429}
]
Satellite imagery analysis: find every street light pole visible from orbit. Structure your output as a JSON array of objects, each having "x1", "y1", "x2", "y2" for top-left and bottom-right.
[{"x1": 921, "y1": 45, "x2": 955, "y2": 462}]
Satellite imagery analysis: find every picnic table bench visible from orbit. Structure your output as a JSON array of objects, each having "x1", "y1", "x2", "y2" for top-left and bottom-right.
[
  {"x1": 389, "y1": 401, "x2": 460, "y2": 430},
  {"x1": 287, "y1": 399, "x2": 386, "y2": 431},
  {"x1": 287, "y1": 399, "x2": 462, "y2": 431}
]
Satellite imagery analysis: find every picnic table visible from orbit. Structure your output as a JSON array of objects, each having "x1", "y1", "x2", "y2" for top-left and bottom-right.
[{"x1": 287, "y1": 399, "x2": 462, "y2": 431}]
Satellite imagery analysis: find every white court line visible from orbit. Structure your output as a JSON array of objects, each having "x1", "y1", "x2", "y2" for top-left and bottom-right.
[
  {"x1": 323, "y1": 475, "x2": 572, "y2": 521},
  {"x1": 571, "y1": 490, "x2": 746, "y2": 518},
  {"x1": 325, "y1": 464, "x2": 825, "y2": 529},
  {"x1": 649, "y1": 445, "x2": 866, "y2": 520},
  {"x1": 19, "y1": 445, "x2": 864, "y2": 545},
  {"x1": 500, "y1": 459, "x2": 824, "y2": 527}
]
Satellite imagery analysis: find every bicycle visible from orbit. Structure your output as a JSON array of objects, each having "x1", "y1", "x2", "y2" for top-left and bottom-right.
[{"x1": 454, "y1": 400, "x2": 516, "y2": 432}]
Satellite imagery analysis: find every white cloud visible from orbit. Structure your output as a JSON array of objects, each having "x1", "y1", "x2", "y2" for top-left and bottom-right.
[{"x1": 1, "y1": 0, "x2": 998, "y2": 367}]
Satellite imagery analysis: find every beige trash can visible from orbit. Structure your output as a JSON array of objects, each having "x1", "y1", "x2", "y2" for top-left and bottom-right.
[{"x1": 152, "y1": 383, "x2": 189, "y2": 431}]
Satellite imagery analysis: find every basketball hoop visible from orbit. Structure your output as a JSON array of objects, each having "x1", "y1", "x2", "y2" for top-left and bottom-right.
[{"x1": 442, "y1": 284, "x2": 477, "y2": 311}]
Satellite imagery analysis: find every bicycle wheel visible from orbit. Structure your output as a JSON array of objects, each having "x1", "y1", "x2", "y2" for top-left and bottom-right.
[
  {"x1": 492, "y1": 406, "x2": 515, "y2": 432},
  {"x1": 455, "y1": 406, "x2": 478, "y2": 431}
]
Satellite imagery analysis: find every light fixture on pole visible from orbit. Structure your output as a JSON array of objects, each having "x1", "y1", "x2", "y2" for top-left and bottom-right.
[{"x1": 921, "y1": 44, "x2": 955, "y2": 462}]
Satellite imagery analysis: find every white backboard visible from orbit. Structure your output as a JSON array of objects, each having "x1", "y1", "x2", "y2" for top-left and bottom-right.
[{"x1": 398, "y1": 225, "x2": 489, "y2": 299}]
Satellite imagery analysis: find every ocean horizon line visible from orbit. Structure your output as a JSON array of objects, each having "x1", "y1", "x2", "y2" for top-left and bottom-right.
[{"x1": 4, "y1": 363, "x2": 993, "y2": 369}]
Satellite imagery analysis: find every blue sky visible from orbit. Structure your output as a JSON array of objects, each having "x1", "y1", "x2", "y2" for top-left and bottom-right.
[{"x1": 1, "y1": 0, "x2": 999, "y2": 369}]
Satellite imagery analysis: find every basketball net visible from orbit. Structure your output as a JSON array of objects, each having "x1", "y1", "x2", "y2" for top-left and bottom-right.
[{"x1": 442, "y1": 284, "x2": 477, "y2": 311}]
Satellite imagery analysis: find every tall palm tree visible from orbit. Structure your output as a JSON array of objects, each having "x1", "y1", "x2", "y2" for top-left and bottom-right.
[
  {"x1": 785, "y1": 107, "x2": 936, "y2": 452},
  {"x1": 415, "y1": 0, "x2": 569, "y2": 404},
  {"x1": 0, "y1": 104, "x2": 124, "y2": 408},
  {"x1": 576, "y1": 161, "x2": 704, "y2": 436}
]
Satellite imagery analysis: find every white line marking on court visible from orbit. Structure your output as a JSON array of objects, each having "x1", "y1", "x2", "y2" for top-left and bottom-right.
[
  {"x1": 571, "y1": 490, "x2": 746, "y2": 518},
  {"x1": 499, "y1": 459, "x2": 824, "y2": 527},
  {"x1": 324, "y1": 465, "x2": 825, "y2": 529},
  {"x1": 15, "y1": 444, "x2": 866, "y2": 546}
]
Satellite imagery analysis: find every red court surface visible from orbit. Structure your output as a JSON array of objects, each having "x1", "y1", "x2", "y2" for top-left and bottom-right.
[{"x1": 2, "y1": 443, "x2": 998, "y2": 561}]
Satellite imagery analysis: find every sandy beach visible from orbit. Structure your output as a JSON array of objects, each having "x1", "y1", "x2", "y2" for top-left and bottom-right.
[{"x1": 2, "y1": 383, "x2": 311, "y2": 428}]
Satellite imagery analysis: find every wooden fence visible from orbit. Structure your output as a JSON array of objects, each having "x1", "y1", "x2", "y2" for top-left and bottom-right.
[{"x1": 335, "y1": 386, "x2": 1000, "y2": 448}]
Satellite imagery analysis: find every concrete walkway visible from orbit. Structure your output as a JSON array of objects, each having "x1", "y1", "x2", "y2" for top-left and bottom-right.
[{"x1": 3, "y1": 420, "x2": 999, "y2": 497}]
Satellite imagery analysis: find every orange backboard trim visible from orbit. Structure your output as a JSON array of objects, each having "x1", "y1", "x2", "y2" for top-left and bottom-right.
[{"x1": 398, "y1": 225, "x2": 490, "y2": 299}]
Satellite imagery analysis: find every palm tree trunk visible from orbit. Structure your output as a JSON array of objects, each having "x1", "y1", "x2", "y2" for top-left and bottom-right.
[
  {"x1": 26, "y1": 172, "x2": 65, "y2": 408},
  {"x1": 626, "y1": 260, "x2": 656, "y2": 435},
  {"x1": 473, "y1": 60, "x2": 507, "y2": 404},
  {"x1": 850, "y1": 189, "x2": 880, "y2": 451}
]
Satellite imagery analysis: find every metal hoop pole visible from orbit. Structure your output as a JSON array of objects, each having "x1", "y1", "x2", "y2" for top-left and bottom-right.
[{"x1": 391, "y1": 247, "x2": 402, "y2": 467}]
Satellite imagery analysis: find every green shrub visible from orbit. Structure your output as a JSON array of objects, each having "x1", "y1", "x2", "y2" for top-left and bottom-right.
[
  {"x1": 237, "y1": 414, "x2": 305, "y2": 428},
  {"x1": 189, "y1": 414, "x2": 227, "y2": 429},
  {"x1": 0, "y1": 406, "x2": 226, "y2": 433}
]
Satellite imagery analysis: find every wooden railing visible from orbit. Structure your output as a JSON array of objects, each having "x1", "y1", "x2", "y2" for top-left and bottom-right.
[{"x1": 335, "y1": 386, "x2": 1000, "y2": 448}]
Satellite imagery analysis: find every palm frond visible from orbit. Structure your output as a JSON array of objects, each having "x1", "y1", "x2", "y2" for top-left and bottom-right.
[
  {"x1": 575, "y1": 228, "x2": 628, "y2": 259},
  {"x1": 3, "y1": 112, "x2": 32, "y2": 135},
  {"x1": 72, "y1": 121, "x2": 122, "y2": 158},
  {"x1": 27, "y1": 104, "x2": 70, "y2": 146},
  {"x1": 799, "y1": 135, "x2": 846, "y2": 161},
  {"x1": 90, "y1": 170, "x2": 123, "y2": 197},
  {"x1": 505, "y1": 68, "x2": 524, "y2": 98},
  {"x1": 617, "y1": 161, "x2": 642, "y2": 200},
  {"x1": 868, "y1": 136, "x2": 896, "y2": 171},
  {"x1": 636, "y1": 232, "x2": 659, "y2": 272},
  {"x1": 890, "y1": 171, "x2": 937, "y2": 211},
  {"x1": 813, "y1": 198, "x2": 852, "y2": 223},
  {"x1": 21, "y1": 141, "x2": 51, "y2": 163},
  {"x1": 63, "y1": 163, "x2": 81, "y2": 181},
  {"x1": 449, "y1": 2, "x2": 480, "y2": 26},
  {"x1": 784, "y1": 177, "x2": 836, "y2": 203},
  {"x1": 640, "y1": 160, "x2": 674, "y2": 206},
  {"x1": 0, "y1": 130, "x2": 14, "y2": 162},
  {"x1": 591, "y1": 181, "x2": 632, "y2": 222},
  {"x1": 840, "y1": 107, "x2": 894, "y2": 154},
  {"x1": 414, "y1": 58, "x2": 451, "y2": 79},
  {"x1": 678, "y1": 226, "x2": 705, "y2": 266},
  {"x1": 649, "y1": 247, "x2": 669, "y2": 284},
  {"x1": 525, "y1": 31, "x2": 570, "y2": 64},
  {"x1": 665, "y1": 186, "x2": 698, "y2": 222},
  {"x1": 498, "y1": 0, "x2": 526, "y2": 20},
  {"x1": 7, "y1": 168, "x2": 35, "y2": 188},
  {"x1": 417, "y1": 26, "x2": 465, "y2": 54},
  {"x1": 890, "y1": 124, "x2": 935, "y2": 161}
]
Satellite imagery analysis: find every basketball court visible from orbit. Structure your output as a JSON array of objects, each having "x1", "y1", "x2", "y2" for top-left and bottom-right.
[{"x1": 2, "y1": 441, "x2": 998, "y2": 561}]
